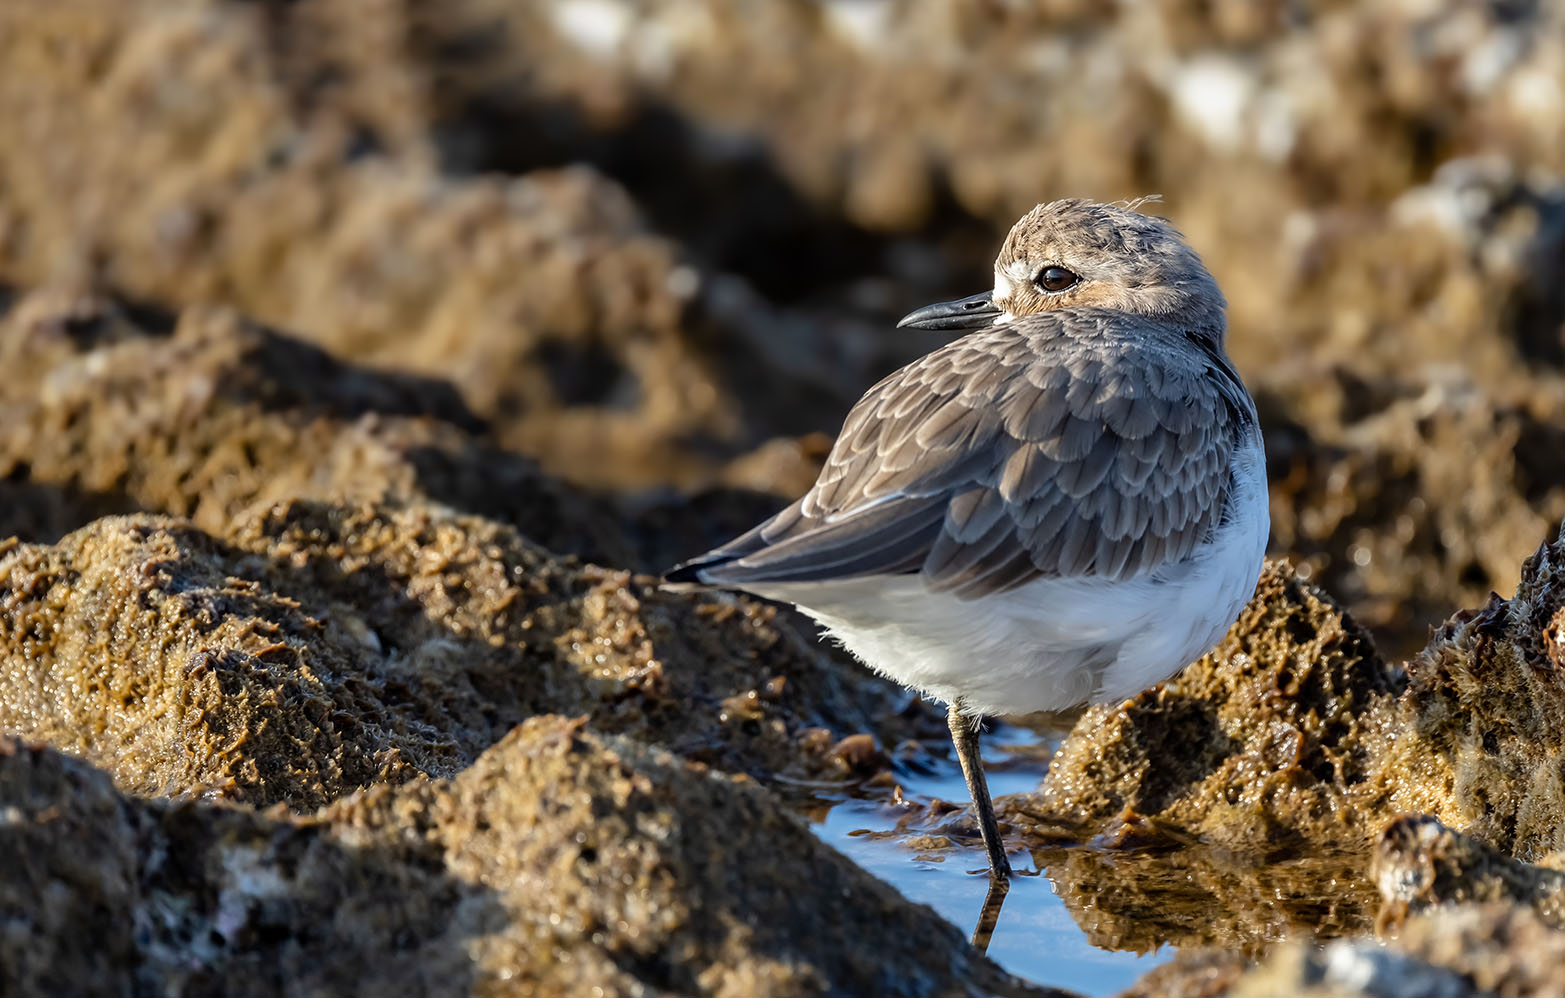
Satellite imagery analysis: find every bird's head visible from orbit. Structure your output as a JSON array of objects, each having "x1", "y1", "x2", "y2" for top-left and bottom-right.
[{"x1": 897, "y1": 198, "x2": 1226, "y2": 340}]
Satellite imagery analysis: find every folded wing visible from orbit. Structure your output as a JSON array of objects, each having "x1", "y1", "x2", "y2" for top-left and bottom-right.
[{"x1": 670, "y1": 311, "x2": 1252, "y2": 600}]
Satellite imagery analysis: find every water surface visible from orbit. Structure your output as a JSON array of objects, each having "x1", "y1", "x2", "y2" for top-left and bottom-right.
[{"x1": 807, "y1": 722, "x2": 1171, "y2": 996}]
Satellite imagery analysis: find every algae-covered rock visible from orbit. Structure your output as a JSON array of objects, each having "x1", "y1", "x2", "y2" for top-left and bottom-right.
[
  {"x1": 1374, "y1": 815, "x2": 1565, "y2": 934},
  {"x1": 1012, "y1": 560, "x2": 1397, "y2": 851},
  {"x1": 9, "y1": 2, "x2": 1565, "y2": 992},
  {"x1": 864, "y1": 561, "x2": 1389, "y2": 956},
  {"x1": 0, "y1": 500, "x2": 935, "y2": 810},
  {"x1": 1374, "y1": 529, "x2": 1565, "y2": 860},
  {"x1": 1171, "y1": 903, "x2": 1565, "y2": 998},
  {"x1": 0, "y1": 726, "x2": 1063, "y2": 997},
  {"x1": 973, "y1": 532, "x2": 1565, "y2": 965},
  {"x1": 1124, "y1": 899, "x2": 1565, "y2": 997}
]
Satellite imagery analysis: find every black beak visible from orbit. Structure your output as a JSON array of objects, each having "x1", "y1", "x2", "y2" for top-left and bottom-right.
[{"x1": 895, "y1": 291, "x2": 1001, "y2": 330}]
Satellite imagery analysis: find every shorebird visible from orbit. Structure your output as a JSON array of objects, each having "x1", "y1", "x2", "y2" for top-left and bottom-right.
[{"x1": 666, "y1": 198, "x2": 1268, "y2": 884}]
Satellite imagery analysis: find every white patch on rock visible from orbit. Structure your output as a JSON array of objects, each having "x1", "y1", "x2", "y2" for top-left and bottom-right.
[
  {"x1": 1170, "y1": 56, "x2": 1253, "y2": 153},
  {"x1": 551, "y1": 0, "x2": 631, "y2": 58},
  {"x1": 822, "y1": 0, "x2": 893, "y2": 52}
]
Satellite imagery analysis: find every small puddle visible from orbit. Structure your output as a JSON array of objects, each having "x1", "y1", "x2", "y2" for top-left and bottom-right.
[{"x1": 806, "y1": 721, "x2": 1171, "y2": 997}]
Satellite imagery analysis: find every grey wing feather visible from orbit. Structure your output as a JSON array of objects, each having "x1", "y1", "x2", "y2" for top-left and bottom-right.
[{"x1": 678, "y1": 310, "x2": 1253, "y2": 599}]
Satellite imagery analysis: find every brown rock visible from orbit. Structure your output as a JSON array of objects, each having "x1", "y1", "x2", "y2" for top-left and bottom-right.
[
  {"x1": 0, "y1": 727, "x2": 1065, "y2": 997},
  {"x1": 1019, "y1": 528, "x2": 1565, "y2": 862},
  {"x1": 7, "y1": 0, "x2": 1565, "y2": 655},
  {"x1": 0, "y1": 1, "x2": 888, "y2": 493},
  {"x1": 0, "y1": 287, "x2": 628, "y2": 562},
  {"x1": 1376, "y1": 904, "x2": 1565, "y2": 997},
  {"x1": 1180, "y1": 904, "x2": 1565, "y2": 998},
  {"x1": 1377, "y1": 529, "x2": 1565, "y2": 860},
  {"x1": 1224, "y1": 939, "x2": 1471, "y2": 998},
  {"x1": 0, "y1": 499, "x2": 939, "y2": 810},
  {"x1": 976, "y1": 532, "x2": 1565, "y2": 962},
  {"x1": 1116, "y1": 950, "x2": 1248, "y2": 998},
  {"x1": 0, "y1": 740, "x2": 142, "y2": 995},
  {"x1": 1373, "y1": 815, "x2": 1565, "y2": 935}
]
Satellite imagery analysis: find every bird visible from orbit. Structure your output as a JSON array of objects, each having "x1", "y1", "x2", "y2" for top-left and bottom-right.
[{"x1": 665, "y1": 198, "x2": 1269, "y2": 884}]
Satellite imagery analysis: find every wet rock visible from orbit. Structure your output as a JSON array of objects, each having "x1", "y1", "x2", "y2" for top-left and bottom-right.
[
  {"x1": 968, "y1": 531, "x2": 1565, "y2": 964},
  {"x1": 1374, "y1": 815, "x2": 1565, "y2": 935},
  {"x1": 1011, "y1": 560, "x2": 1397, "y2": 851},
  {"x1": 9, "y1": 3, "x2": 1565, "y2": 992},
  {"x1": 1151, "y1": 903, "x2": 1565, "y2": 998},
  {"x1": 1227, "y1": 940, "x2": 1472, "y2": 998},
  {"x1": 1371, "y1": 904, "x2": 1565, "y2": 998},
  {"x1": 0, "y1": 499, "x2": 939, "y2": 810},
  {"x1": 0, "y1": 726, "x2": 1064, "y2": 998},
  {"x1": 1375, "y1": 528, "x2": 1565, "y2": 860},
  {"x1": 1117, "y1": 950, "x2": 1249, "y2": 998}
]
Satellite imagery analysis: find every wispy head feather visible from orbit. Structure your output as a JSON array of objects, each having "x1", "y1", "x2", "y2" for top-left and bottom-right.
[{"x1": 1112, "y1": 194, "x2": 1164, "y2": 213}]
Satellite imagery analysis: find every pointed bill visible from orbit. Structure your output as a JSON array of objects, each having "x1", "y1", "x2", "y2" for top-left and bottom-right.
[{"x1": 896, "y1": 291, "x2": 1000, "y2": 330}]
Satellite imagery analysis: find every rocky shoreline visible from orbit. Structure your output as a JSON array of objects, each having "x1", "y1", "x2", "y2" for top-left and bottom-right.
[
  {"x1": 6, "y1": 284, "x2": 1565, "y2": 994},
  {"x1": 7, "y1": 1, "x2": 1565, "y2": 995}
]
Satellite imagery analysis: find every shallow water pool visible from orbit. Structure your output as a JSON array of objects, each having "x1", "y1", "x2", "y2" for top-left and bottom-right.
[{"x1": 807, "y1": 722, "x2": 1170, "y2": 996}]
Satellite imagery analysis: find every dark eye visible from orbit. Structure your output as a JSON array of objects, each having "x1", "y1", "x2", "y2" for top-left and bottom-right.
[{"x1": 1036, "y1": 266, "x2": 1079, "y2": 293}]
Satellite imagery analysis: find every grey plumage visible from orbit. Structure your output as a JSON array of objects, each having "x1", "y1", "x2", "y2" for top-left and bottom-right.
[{"x1": 676, "y1": 306, "x2": 1255, "y2": 599}]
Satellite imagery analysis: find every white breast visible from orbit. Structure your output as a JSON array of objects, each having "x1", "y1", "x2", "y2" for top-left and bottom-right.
[{"x1": 749, "y1": 438, "x2": 1269, "y2": 717}]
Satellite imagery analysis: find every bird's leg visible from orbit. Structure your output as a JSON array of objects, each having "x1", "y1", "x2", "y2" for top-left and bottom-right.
[{"x1": 947, "y1": 700, "x2": 1011, "y2": 881}]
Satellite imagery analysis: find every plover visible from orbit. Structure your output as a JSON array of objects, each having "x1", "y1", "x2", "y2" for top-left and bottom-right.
[{"x1": 667, "y1": 198, "x2": 1268, "y2": 882}]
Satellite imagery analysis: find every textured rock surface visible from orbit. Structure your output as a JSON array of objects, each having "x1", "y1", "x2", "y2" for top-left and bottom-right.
[
  {"x1": 0, "y1": 500, "x2": 938, "y2": 810},
  {"x1": 1374, "y1": 529, "x2": 1565, "y2": 860},
  {"x1": 0, "y1": 287, "x2": 628, "y2": 562},
  {"x1": 0, "y1": 0, "x2": 892, "y2": 494},
  {"x1": 1161, "y1": 904, "x2": 1565, "y2": 998},
  {"x1": 0, "y1": 728, "x2": 1063, "y2": 998},
  {"x1": 1374, "y1": 816, "x2": 1565, "y2": 935},
  {"x1": 956, "y1": 538, "x2": 1565, "y2": 966}
]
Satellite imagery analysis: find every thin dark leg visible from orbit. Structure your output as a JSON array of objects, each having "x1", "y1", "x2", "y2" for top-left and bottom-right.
[{"x1": 947, "y1": 701, "x2": 1011, "y2": 881}]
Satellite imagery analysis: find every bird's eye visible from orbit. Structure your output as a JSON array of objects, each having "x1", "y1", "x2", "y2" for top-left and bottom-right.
[{"x1": 1036, "y1": 266, "x2": 1079, "y2": 293}]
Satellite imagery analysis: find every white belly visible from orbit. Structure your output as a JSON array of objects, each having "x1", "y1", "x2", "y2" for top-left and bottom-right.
[{"x1": 748, "y1": 440, "x2": 1269, "y2": 717}]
